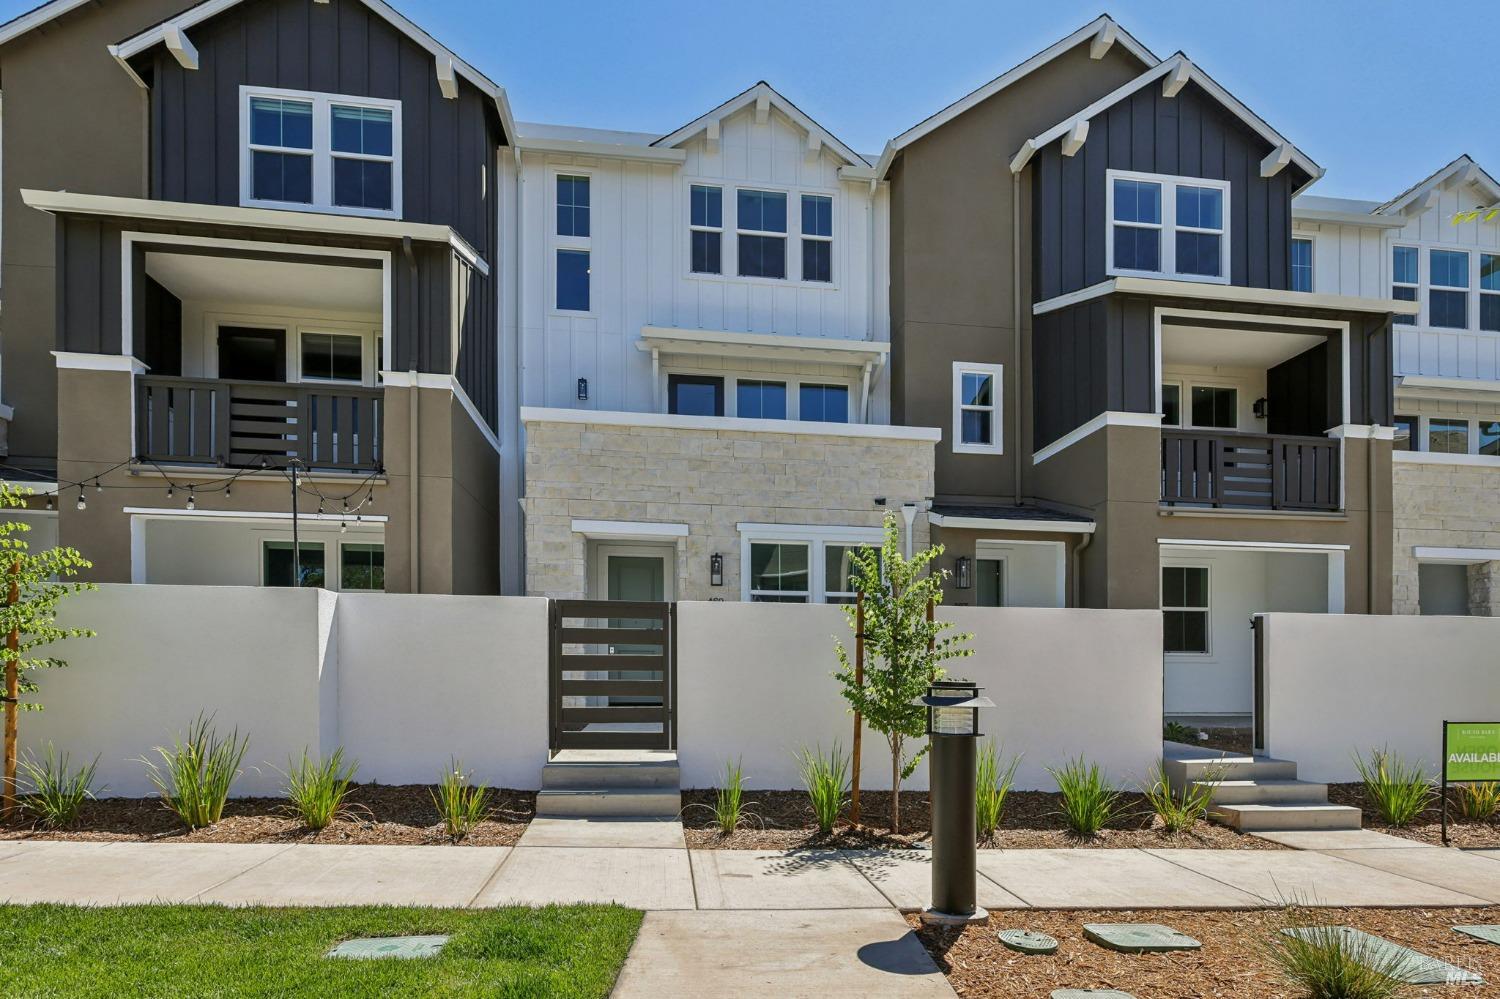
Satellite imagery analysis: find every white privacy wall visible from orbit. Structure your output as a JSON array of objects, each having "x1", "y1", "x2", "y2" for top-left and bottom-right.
[
  {"x1": 674, "y1": 602, "x2": 1162, "y2": 791},
  {"x1": 1261, "y1": 612, "x2": 1500, "y2": 782}
]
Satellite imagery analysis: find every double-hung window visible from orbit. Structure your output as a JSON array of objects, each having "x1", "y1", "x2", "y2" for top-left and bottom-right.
[
  {"x1": 1392, "y1": 245, "x2": 1418, "y2": 325},
  {"x1": 1430, "y1": 249, "x2": 1469, "y2": 330},
  {"x1": 690, "y1": 184, "x2": 723, "y2": 274},
  {"x1": 554, "y1": 174, "x2": 591, "y2": 312},
  {"x1": 1162, "y1": 565, "x2": 1209, "y2": 654},
  {"x1": 1482, "y1": 254, "x2": 1500, "y2": 333},
  {"x1": 952, "y1": 362, "x2": 1002, "y2": 455},
  {"x1": 801, "y1": 195, "x2": 832, "y2": 282},
  {"x1": 243, "y1": 88, "x2": 399, "y2": 218},
  {"x1": 737, "y1": 189, "x2": 787, "y2": 279},
  {"x1": 1107, "y1": 171, "x2": 1228, "y2": 282},
  {"x1": 1291, "y1": 237, "x2": 1314, "y2": 292}
]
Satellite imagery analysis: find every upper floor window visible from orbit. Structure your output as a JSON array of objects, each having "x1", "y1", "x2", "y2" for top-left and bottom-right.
[
  {"x1": 556, "y1": 175, "x2": 590, "y2": 237},
  {"x1": 1106, "y1": 171, "x2": 1228, "y2": 283},
  {"x1": 801, "y1": 195, "x2": 832, "y2": 282},
  {"x1": 556, "y1": 249, "x2": 590, "y2": 312},
  {"x1": 736, "y1": 379, "x2": 786, "y2": 420},
  {"x1": 1482, "y1": 254, "x2": 1500, "y2": 333},
  {"x1": 553, "y1": 171, "x2": 591, "y2": 313},
  {"x1": 668, "y1": 374, "x2": 724, "y2": 417},
  {"x1": 799, "y1": 383, "x2": 849, "y2": 423},
  {"x1": 690, "y1": 184, "x2": 722, "y2": 274},
  {"x1": 1291, "y1": 237, "x2": 1313, "y2": 292},
  {"x1": 1430, "y1": 249, "x2": 1469, "y2": 330},
  {"x1": 242, "y1": 87, "x2": 400, "y2": 218},
  {"x1": 1392, "y1": 245, "x2": 1418, "y2": 325},
  {"x1": 952, "y1": 362, "x2": 1003, "y2": 455},
  {"x1": 737, "y1": 189, "x2": 787, "y2": 279}
]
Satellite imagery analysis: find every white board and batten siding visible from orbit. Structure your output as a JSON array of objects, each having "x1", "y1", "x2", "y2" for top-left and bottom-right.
[{"x1": 506, "y1": 104, "x2": 890, "y2": 418}]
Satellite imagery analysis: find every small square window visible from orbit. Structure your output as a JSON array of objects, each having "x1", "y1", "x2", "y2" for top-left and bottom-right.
[
  {"x1": 799, "y1": 384, "x2": 848, "y2": 423},
  {"x1": 737, "y1": 189, "x2": 787, "y2": 233},
  {"x1": 301, "y1": 332, "x2": 363, "y2": 382},
  {"x1": 1190, "y1": 386, "x2": 1237, "y2": 429},
  {"x1": 556, "y1": 249, "x2": 590, "y2": 311},
  {"x1": 738, "y1": 234, "x2": 786, "y2": 279},
  {"x1": 333, "y1": 158, "x2": 392, "y2": 211},
  {"x1": 252, "y1": 151, "x2": 313, "y2": 205},
  {"x1": 1428, "y1": 418, "x2": 1470, "y2": 454},
  {"x1": 1114, "y1": 226, "x2": 1161, "y2": 273},
  {"x1": 557, "y1": 175, "x2": 590, "y2": 237},
  {"x1": 340, "y1": 544, "x2": 385, "y2": 591},
  {"x1": 668, "y1": 374, "x2": 723, "y2": 417},
  {"x1": 1113, "y1": 179, "x2": 1162, "y2": 224},
  {"x1": 736, "y1": 380, "x2": 786, "y2": 420},
  {"x1": 749, "y1": 542, "x2": 809, "y2": 602},
  {"x1": 331, "y1": 105, "x2": 392, "y2": 156},
  {"x1": 264, "y1": 540, "x2": 325, "y2": 588},
  {"x1": 1176, "y1": 185, "x2": 1222, "y2": 230},
  {"x1": 250, "y1": 97, "x2": 313, "y2": 149}
]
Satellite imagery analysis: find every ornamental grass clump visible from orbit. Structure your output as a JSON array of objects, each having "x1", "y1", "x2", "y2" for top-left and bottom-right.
[
  {"x1": 975, "y1": 743, "x2": 1021, "y2": 839},
  {"x1": 1264, "y1": 909, "x2": 1414, "y2": 999},
  {"x1": 1048, "y1": 756, "x2": 1122, "y2": 837},
  {"x1": 17, "y1": 743, "x2": 101, "y2": 829},
  {"x1": 1141, "y1": 757, "x2": 1221, "y2": 834},
  {"x1": 796, "y1": 743, "x2": 849, "y2": 836},
  {"x1": 1352, "y1": 748, "x2": 1434, "y2": 828},
  {"x1": 141, "y1": 714, "x2": 250, "y2": 830},
  {"x1": 711, "y1": 759, "x2": 749, "y2": 834},
  {"x1": 431, "y1": 759, "x2": 490, "y2": 842},
  {"x1": 281, "y1": 748, "x2": 362, "y2": 831},
  {"x1": 1456, "y1": 781, "x2": 1500, "y2": 822}
]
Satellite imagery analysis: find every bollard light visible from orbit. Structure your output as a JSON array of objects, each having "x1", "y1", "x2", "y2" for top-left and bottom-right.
[{"x1": 918, "y1": 679, "x2": 994, "y2": 926}]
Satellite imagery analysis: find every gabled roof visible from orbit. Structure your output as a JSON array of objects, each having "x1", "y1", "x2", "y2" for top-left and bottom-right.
[
  {"x1": 1009, "y1": 52, "x2": 1323, "y2": 195},
  {"x1": 651, "y1": 81, "x2": 867, "y2": 167},
  {"x1": 1375, "y1": 154, "x2": 1500, "y2": 217},
  {"x1": 0, "y1": 0, "x2": 96, "y2": 48},
  {"x1": 107, "y1": 0, "x2": 514, "y2": 143},
  {"x1": 875, "y1": 15, "x2": 1159, "y2": 179}
]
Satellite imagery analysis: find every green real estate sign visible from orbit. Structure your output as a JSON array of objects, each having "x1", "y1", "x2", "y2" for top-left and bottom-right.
[{"x1": 1445, "y1": 723, "x2": 1500, "y2": 782}]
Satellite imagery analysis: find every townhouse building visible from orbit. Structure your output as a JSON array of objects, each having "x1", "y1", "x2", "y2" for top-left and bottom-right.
[
  {"x1": 1293, "y1": 155, "x2": 1500, "y2": 616},
  {"x1": 0, "y1": 0, "x2": 507, "y2": 593}
]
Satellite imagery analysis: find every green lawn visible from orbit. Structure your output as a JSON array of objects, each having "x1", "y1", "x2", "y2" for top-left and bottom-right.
[{"x1": 0, "y1": 903, "x2": 642, "y2": 998}]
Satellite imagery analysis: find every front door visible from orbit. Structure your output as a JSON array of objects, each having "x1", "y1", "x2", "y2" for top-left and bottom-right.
[{"x1": 597, "y1": 547, "x2": 672, "y2": 708}]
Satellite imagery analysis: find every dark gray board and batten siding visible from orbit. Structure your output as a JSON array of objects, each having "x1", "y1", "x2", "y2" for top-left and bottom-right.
[
  {"x1": 1031, "y1": 80, "x2": 1311, "y2": 304},
  {"x1": 128, "y1": 0, "x2": 500, "y2": 428}
]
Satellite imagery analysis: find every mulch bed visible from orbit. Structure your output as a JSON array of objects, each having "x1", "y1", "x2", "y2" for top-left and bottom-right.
[
  {"x1": 681, "y1": 789, "x2": 1281, "y2": 851},
  {"x1": 1328, "y1": 782, "x2": 1500, "y2": 848},
  {"x1": 1197, "y1": 727, "x2": 1253, "y2": 756},
  {"x1": 0, "y1": 784, "x2": 535, "y2": 847},
  {"x1": 913, "y1": 906, "x2": 1500, "y2": 997}
]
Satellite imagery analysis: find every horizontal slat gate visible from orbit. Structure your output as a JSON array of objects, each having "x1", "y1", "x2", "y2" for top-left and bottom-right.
[
  {"x1": 549, "y1": 599, "x2": 674, "y2": 752},
  {"x1": 1161, "y1": 430, "x2": 1339, "y2": 512}
]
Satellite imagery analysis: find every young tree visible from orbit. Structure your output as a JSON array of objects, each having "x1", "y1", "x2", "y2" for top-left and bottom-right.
[
  {"x1": 0, "y1": 485, "x2": 95, "y2": 816},
  {"x1": 833, "y1": 512, "x2": 971, "y2": 833}
]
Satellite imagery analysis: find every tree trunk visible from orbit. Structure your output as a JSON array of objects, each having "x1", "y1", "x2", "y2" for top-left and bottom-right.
[
  {"x1": 850, "y1": 592, "x2": 864, "y2": 826},
  {"x1": 890, "y1": 737, "x2": 901, "y2": 833},
  {"x1": 4, "y1": 558, "x2": 19, "y2": 818}
]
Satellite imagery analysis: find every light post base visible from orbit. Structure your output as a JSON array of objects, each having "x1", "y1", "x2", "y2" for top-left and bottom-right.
[{"x1": 919, "y1": 906, "x2": 990, "y2": 928}]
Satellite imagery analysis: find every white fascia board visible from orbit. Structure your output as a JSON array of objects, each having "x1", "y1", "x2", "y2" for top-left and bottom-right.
[
  {"x1": 882, "y1": 15, "x2": 1158, "y2": 174},
  {"x1": 520, "y1": 406, "x2": 941, "y2": 443},
  {"x1": 653, "y1": 81, "x2": 866, "y2": 167},
  {"x1": 1326, "y1": 424, "x2": 1397, "y2": 441},
  {"x1": 0, "y1": 0, "x2": 93, "y2": 47},
  {"x1": 123, "y1": 506, "x2": 389, "y2": 524},
  {"x1": 636, "y1": 326, "x2": 889, "y2": 366},
  {"x1": 1378, "y1": 155, "x2": 1500, "y2": 217},
  {"x1": 1397, "y1": 374, "x2": 1500, "y2": 401},
  {"x1": 1414, "y1": 546, "x2": 1500, "y2": 564},
  {"x1": 1291, "y1": 205, "x2": 1410, "y2": 229},
  {"x1": 927, "y1": 513, "x2": 1096, "y2": 534},
  {"x1": 1158, "y1": 538, "x2": 1351, "y2": 552},
  {"x1": 22, "y1": 189, "x2": 486, "y2": 272},
  {"x1": 1032, "y1": 411, "x2": 1160, "y2": 465},
  {"x1": 1032, "y1": 277, "x2": 1421, "y2": 317},
  {"x1": 571, "y1": 519, "x2": 689, "y2": 541},
  {"x1": 515, "y1": 135, "x2": 686, "y2": 163},
  {"x1": 736, "y1": 522, "x2": 885, "y2": 543}
]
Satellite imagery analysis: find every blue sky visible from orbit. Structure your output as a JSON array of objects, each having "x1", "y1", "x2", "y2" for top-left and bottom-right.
[{"x1": 8, "y1": 0, "x2": 1493, "y2": 200}]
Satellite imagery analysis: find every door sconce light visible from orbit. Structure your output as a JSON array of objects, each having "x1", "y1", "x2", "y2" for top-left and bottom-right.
[
  {"x1": 954, "y1": 556, "x2": 972, "y2": 590},
  {"x1": 577, "y1": 377, "x2": 589, "y2": 401},
  {"x1": 1253, "y1": 397, "x2": 1268, "y2": 420},
  {"x1": 709, "y1": 552, "x2": 724, "y2": 587}
]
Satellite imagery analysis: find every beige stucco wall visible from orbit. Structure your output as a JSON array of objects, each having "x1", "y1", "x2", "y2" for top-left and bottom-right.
[
  {"x1": 1391, "y1": 455, "x2": 1500, "y2": 615},
  {"x1": 522, "y1": 418, "x2": 935, "y2": 599}
]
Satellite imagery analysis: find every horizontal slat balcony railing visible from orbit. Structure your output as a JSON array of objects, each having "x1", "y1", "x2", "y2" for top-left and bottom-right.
[
  {"x1": 136, "y1": 376, "x2": 383, "y2": 473},
  {"x1": 1161, "y1": 429, "x2": 1340, "y2": 513}
]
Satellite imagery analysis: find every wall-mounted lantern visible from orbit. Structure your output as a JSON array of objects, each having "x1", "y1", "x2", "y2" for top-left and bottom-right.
[
  {"x1": 919, "y1": 679, "x2": 994, "y2": 926},
  {"x1": 1253, "y1": 397, "x2": 1268, "y2": 420},
  {"x1": 709, "y1": 552, "x2": 724, "y2": 587},
  {"x1": 577, "y1": 377, "x2": 590, "y2": 402},
  {"x1": 954, "y1": 556, "x2": 972, "y2": 590}
]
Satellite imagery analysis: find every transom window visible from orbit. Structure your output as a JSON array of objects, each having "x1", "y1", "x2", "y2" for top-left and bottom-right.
[
  {"x1": 952, "y1": 362, "x2": 1003, "y2": 455},
  {"x1": 1392, "y1": 245, "x2": 1418, "y2": 326},
  {"x1": 1430, "y1": 249, "x2": 1469, "y2": 330},
  {"x1": 556, "y1": 175, "x2": 590, "y2": 237},
  {"x1": 242, "y1": 88, "x2": 400, "y2": 218},
  {"x1": 690, "y1": 184, "x2": 723, "y2": 275},
  {"x1": 801, "y1": 195, "x2": 832, "y2": 283},
  {"x1": 741, "y1": 528, "x2": 881, "y2": 603},
  {"x1": 1162, "y1": 565, "x2": 1209, "y2": 654},
  {"x1": 1107, "y1": 171, "x2": 1229, "y2": 283},
  {"x1": 736, "y1": 189, "x2": 787, "y2": 279},
  {"x1": 1291, "y1": 237, "x2": 1314, "y2": 292}
]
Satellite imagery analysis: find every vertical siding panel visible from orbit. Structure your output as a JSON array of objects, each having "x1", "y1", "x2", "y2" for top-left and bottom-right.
[
  {"x1": 244, "y1": 1, "x2": 278, "y2": 87},
  {"x1": 155, "y1": 58, "x2": 186, "y2": 201},
  {"x1": 1129, "y1": 89, "x2": 1154, "y2": 173},
  {"x1": 1154, "y1": 89, "x2": 1179, "y2": 177},
  {"x1": 1060, "y1": 141, "x2": 1085, "y2": 294},
  {"x1": 1083, "y1": 114, "x2": 1107, "y2": 287},
  {"x1": 337, "y1": 0, "x2": 368, "y2": 96},
  {"x1": 274, "y1": 0, "x2": 308, "y2": 91},
  {"x1": 307, "y1": 0, "x2": 337, "y2": 93},
  {"x1": 214, "y1": 18, "x2": 247, "y2": 205}
]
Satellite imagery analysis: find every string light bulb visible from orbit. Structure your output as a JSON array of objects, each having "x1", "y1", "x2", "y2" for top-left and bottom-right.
[
  {"x1": 45, "y1": 494, "x2": 54, "y2": 511},
  {"x1": 186, "y1": 487, "x2": 196, "y2": 511},
  {"x1": 75, "y1": 487, "x2": 86, "y2": 512},
  {"x1": 93, "y1": 478, "x2": 102, "y2": 494},
  {"x1": 166, "y1": 484, "x2": 174, "y2": 499},
  {"x1": 340, "y1": 520, "x2": 348, "y2": 534}
]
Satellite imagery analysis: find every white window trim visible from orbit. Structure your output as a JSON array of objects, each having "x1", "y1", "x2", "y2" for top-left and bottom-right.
[
  {"x1": 688, "y1": 183, "x2": 724, "y2": 276},
  {"x1": 952, "y1": 361, "x2": 1004, "y2": 455},
  {"x1": 660, "y1": 367, "x2": 856, "y2": 423},
  {"x1": 1483, "y1": 251, "x2": 1500, "y2": 333},
  {"x1": 239, "y1": 86, "x2": 402, "y2": 220},
  {"x1": 206, "y1": 313, "x2": 382, "y2": 388},
  {"x1": 1388, "y1": 241, "x2": 1500, "y2": 335},
  {"x1": 799, "y1": 193, "x2": 833, "y2": 284},
  {"x1": 1392, "y1": 243, "x2": 1420, "y2": 326},
  {"x1": 1106, "y1": 169, "x2": 1231, "y2": 286},
  {"x1": 1291, "y1": 236, "x2": 1314, "y2": 293},
  {"x1": 1428, "y1": 247, "x2": 1471, "y2": 331},
  {"x1": 1408, "y1": 414, "x2": 1500, "y2": 458},
  {"x1": 1182, "y1": 382, "x2": 1240, "y2": 432},
  {"x1": 298, "y1": 329, "x2": 366, "y2": 385},
  {"x1": 684, "y1": 177, "x2": 840, "y2": 290},
  {"x1": 1162, "y1": 563, "x2": 1211, "y2": 657},
  {"x1": 549, "y1": 167, "x2": 593, "y2": 316},
  {"x1": 738, "y1": 523, "x2": 883, "y2": 604},
  {"x1": 734, "y1": 187, "x2": 790, "y2": 282}
]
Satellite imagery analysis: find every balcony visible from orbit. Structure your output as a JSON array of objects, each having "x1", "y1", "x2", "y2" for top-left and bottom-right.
[
  {"x1": 1161, "y1": 430, "x2": 1340, "y2": 512},
  {"x1": 136, "y1": 376, "x2": 383, "y2": 473}
]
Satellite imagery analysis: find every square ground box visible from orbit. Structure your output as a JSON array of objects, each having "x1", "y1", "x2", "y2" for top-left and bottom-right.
[
  {"x1": 1083, "y1": 923, "x2": 1201, "y2": 953},
  {"x1": 326, "y1": 935, "x2": 450, "y2": 960}
]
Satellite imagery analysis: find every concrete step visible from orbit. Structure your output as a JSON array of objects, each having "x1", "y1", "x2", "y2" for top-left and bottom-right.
[
  {"x1": 541, "y1": 755, "x2": 680, "y2": 791},
  {"x1": 1210, "y1": 803, "x2": 1363, "y2": 832},
  {"x1": 1201, "y1": 779, "x2": 1329, "y2": 806},
  {"x1": 535, "y1": 788, "x2": 682, "y2": 818},
  {"x1": 1163, "y1": 744, "x2": 1298, "y2": 789}
]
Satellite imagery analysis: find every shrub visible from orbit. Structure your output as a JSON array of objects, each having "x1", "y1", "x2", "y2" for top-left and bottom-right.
[
  {"x1": 712, "y1": 759, "x2": 748, "y2": 834},
  {"x1": 141, "y1": 714, "x2": 249, "y2": 830},
  {"x1": 1163, "y1": 721, "x2": 1198, "y2": 743},
  {"x1": 1141, "y1": 758, "x2": 1220, "y2": 834},
  {"x1": 1352, "y1": 748, "x2": 1434, "y2": 828},
  {"x1": 17, "y1": 744, "x2": 101, "y2": 829},
  {"x1": 1047, "y1": 756, "x2": 1122, "y2": 837},
  {"x1": 1456, "y1": 781, "x2": 1500, "y2": 822},
  {"x1": 282, "y1": 748, "x2": 361, "y2": 831},
  {"x1": 796, "y1": 744, "x2": 849, "y2": 836},
  {"x1": 431, "y1": 759, "x2": 491, "y2": 842},
  {"x1": 1264, "y1": 912, "x2": 1413, "y2": 999},
  {"x1": 975, "y1": 743, "x2": 1021, "y2": 839}
]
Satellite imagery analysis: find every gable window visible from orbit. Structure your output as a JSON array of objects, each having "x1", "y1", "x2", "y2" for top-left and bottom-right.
[
  {"x1": 556, "y1": 249, "x2": 590, "y2": 312},
  {"x1": 1107, "y1": 171, "x2": 1229, "y2": 283},
  {"x1": 690, "y1": 184, "x2": 722, "y2": 274},
  {"x1": 668, "y1": 374, "x2": 724, "y2": 417},
  {"x1": 243, "y1": 88, "x2": 400, "y2": 218},
  {"x1": 1291, "y1": 237, "x2": 1314, "y2": 292},
  {"x1": 1162, "y1": 565, "x2": 1209, "y2": 654},
  {"x1": 801, "y1": 195, "x2": 833, "y2": 282},
  {"x1": 1392, "y1": 245, "x2": 1418, "y2": 325},
  {"x1": 799, "y1": 384, "x2": 849, "y2": 423},
  {"x1": 736, "y1": 379, "x2": 786, "y2": 420},
  {"x1": 300, "y1": 331, "x2": 363, "y2": 383},
  {"x1": 737, "y1": 189, "x2": 787, "y2": 279},
  {"x1": 556, "y1": 175, "x2": 590, "y2": 237},
  {"x1": 952, "y1": 362, "x2": 1003, "y2": 455},
  {"x1": 1190, "y1": 386, "x2": 1237, "y2": 430},
  {"x1": 1482, "y1": 254, "x2": 1500, "y2": 333},
  {"x1": 1430, "y1": 249, "x2": 1469, "y2": 330}
]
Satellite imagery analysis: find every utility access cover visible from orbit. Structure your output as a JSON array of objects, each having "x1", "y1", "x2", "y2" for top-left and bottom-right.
[
  {"x1": 1455, "y1": 925, "x2": 1500, "y2": 946},
  {"x1": 326, "y1": 935, "x2": 451, "y2": 960},
  {"x1": 1282, "y1": 928, "x2": 1482, "y2": 985},
  {"x1": 1000, "y1": 929, "x2": 1059, "y2": 954},
  {"x1": 1083, "y1": 923, "x2": 1201, "y2": 953}
]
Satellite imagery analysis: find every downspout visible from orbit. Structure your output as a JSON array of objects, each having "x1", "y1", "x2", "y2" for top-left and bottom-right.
[
  {"x1": 1071, "y1": 531, "x2": 1093, "y2": 608},
  {"x1": 1012, "y1": 171, "x2": 1023, "y2": 504},
  {"x1": 403, "y1": 236, "x2": 420, "y2": 594}
]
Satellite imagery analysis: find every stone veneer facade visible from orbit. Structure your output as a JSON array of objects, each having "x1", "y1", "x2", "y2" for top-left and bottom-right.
[
  {"x1": 1392, "y1": 453, "x2": 1500, "y2": 615},
  {"x1": 521, "y1": 414, "x2": 937, "y2": 599}
]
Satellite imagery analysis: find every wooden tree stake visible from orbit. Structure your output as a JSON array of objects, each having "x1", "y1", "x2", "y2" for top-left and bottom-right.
[
  {"x1": 4, "y1": 558, "x2": 19, "y2": 818},
  {"x1": 850, "y1": 590, "x2": 864, "y2": 826}
]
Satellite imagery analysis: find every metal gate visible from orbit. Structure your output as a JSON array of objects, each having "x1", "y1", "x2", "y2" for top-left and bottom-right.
[{"x1": 548, "y1": 600, "x2": 675, "y2": 752}]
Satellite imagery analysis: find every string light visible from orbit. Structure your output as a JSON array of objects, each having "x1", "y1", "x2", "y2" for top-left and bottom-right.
[
  {"x1": 45, "y1": 494, "x2": 54, "y2": 511},
  {"x1": 93, "y1": 479, "x2": 102, "y2": 494},
  {"x1": 185, "y1": 487, "x2": 196, "y2": 511},
  {"x1": 75, "y1": 487, "x2": 86, "y2": 512}
]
